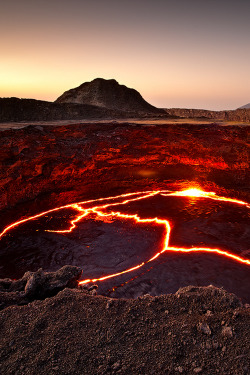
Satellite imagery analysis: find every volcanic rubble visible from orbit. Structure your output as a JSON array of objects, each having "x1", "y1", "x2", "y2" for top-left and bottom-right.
[{"x1": 0, "y1": 266, "x2": 249, "y2": 375}]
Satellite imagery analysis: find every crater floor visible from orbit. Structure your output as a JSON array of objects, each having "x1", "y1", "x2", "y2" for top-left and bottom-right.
[{"x1": 1, "y1": 189, "x2": 249, "y2": 302}]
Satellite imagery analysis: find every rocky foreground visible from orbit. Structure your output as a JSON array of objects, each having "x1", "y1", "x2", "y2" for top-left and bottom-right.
[{"x1": 0, "y1": 267, "x2": 249, "y2": 375}]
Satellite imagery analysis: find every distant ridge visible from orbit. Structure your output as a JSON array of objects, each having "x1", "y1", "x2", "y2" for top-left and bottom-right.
[
  {"x1": 0, "y1": 97, "x2": 128, "y2": 122},
  {"x1": 1, "y1": 79, "x2": 249, "y2": 122},
  {"x1": 238, "y1": 103, "x2": 250, "y2": 109},
  {"x1": 55, "y1": 78, "x2": 165, "y2": 115},
  {"x1": 165, "y1": 108, "x2": 250, "y2": 122}
]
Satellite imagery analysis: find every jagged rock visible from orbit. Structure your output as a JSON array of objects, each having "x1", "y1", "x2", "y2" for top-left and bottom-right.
[
  {"x1": 197, "y1": 322, "x2": 211, "y2": 335},
  {"x1": 24, "y1": 269, "x2": 43, "y2": 297},
  {"x1": 221, "y1": 326, "x2": 233, "y2": 338},
  {"x1": 0, "y1": 265, "x2": 82, "y2": 310},
  {"x1": 176, "y1": 366, "x2": 183, "y2": 373},
  {"x1": 193, "y1": 367, "x2": 203, "y2": 373}
]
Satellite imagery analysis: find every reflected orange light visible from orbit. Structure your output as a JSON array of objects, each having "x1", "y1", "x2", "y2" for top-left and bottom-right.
[
  {"x1": 0, "y1": 188, "x2": 249, "y2": 286},
  {"x1": 137, "y1": 169, "x2": 157, "y2": 177}
]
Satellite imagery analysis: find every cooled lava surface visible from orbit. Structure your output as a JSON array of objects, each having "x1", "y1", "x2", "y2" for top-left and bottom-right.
[
  {"x1": 1, "y1": 188, "x2": 249, "y2": 302},
  {"x1": 0, "y1": 122, "x2": 249, "y2": 302}
]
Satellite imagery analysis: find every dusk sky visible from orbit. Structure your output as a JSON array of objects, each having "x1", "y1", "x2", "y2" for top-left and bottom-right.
[{"x1": 1, "y1": 0, "x2": 249, "y2": 110}]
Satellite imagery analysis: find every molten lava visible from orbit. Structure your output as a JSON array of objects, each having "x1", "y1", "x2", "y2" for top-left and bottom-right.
[
  {"x1": 166, "y1": 188, "x2": 249, "y2": 206},
  {"x1": 0, "y1": 188, "x2": 249, "y2": 286}
]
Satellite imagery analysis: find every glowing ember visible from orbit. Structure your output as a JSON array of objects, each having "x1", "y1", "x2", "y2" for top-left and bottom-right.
[
  {"x1": 0, "y1": 188, "x2": 249, "y2": 286},
  {"x1": 173, "y1": 188, "x2": 215, "y2": 197},
  {"x1": 166, "y1": 187, "x2": 249, "y2": 206}
]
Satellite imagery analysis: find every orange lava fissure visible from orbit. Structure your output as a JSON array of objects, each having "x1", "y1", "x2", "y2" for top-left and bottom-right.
[{"x1": 0, "y1": 188, "x2": 249, "y2": 285}]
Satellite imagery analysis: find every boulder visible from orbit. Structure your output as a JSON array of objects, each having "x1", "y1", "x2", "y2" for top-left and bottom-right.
[{"x1": 0, "y1": 265, "x2": 82, "y2": 310}]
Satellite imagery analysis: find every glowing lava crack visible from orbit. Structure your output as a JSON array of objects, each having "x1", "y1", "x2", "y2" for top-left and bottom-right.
[{"x1": 0, "y1": 189, "x2": 249, "y2": 286}]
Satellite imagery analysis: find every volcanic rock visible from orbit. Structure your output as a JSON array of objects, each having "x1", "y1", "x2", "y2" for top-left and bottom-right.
[
  {"x1": 165, "y1": 107, "x2": 250, "y2": 122},
  {"x1": 0, "y1": 265, "x2": 82, "y2": 310},
  {"x1": 55, "y1": 78, "x2": 165, "y2": 115},
  {"x1": 0, "y1": 97, "x2": 128, "y2": 122},
  {"x1": 0, "y1": 285, "x2": 249, "y2": 374},
  {"x1": 221, "y1": 326, "x2": 233, "y2": 337},
  {"x1": 197, "y1": 322, "x2": 212, "y2": 335}
]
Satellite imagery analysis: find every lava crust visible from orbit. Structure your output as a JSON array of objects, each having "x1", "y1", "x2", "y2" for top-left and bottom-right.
[{"x1": 0, "y1": 122, "x2": 249, "y2": 213}]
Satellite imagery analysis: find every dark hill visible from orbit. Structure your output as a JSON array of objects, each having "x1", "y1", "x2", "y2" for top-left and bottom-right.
[
  {"x1": 0, "y1": 97, "x2": 135, "y2": 123},
  {"x1": 238, "y1": 103, "x2": 250, "y2": 109},
  {"x1": 55, "y1": 78, "x2": 165, "y2": 115}
]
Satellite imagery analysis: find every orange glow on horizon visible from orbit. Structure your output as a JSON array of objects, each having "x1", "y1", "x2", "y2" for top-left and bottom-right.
[
  {"x1": 1, "y1": 0, "x2": 250, "y2": 111},
  {"x1": 0, "y1": 188, "x2": 249, "y2": 286}
]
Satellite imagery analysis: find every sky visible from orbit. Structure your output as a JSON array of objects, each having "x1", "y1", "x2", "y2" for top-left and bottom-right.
[{"x1": 1, "y1": 0, "x2": 250, "y2": 110}]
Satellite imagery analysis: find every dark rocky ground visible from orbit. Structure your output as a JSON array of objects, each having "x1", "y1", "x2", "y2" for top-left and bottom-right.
[{"x1": 0, "y1": 280, "x2": 249, "y2": 375}]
